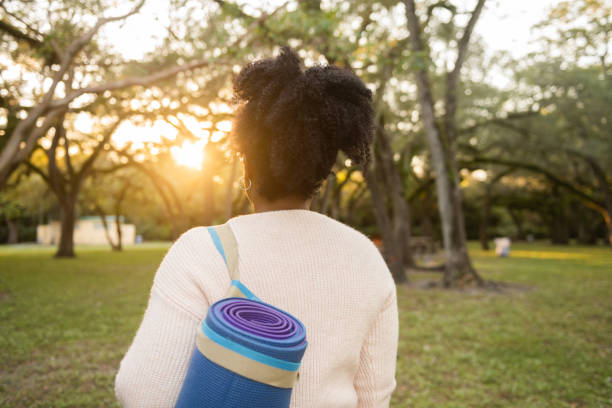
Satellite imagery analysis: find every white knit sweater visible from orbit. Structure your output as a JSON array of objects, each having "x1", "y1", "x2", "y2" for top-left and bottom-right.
[{"x1": 115, "y1": 208, "x2": 398, "y2": 407}]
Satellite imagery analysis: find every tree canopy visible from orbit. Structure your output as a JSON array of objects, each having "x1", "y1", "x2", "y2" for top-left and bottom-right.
[{"x1": 1, "y1": 0, "x2": 610, "y2": 279}]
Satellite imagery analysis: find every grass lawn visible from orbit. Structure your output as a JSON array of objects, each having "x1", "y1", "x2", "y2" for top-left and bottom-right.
[{"x1": 0, "y1": 242, "x2": 610, "y2": 407}]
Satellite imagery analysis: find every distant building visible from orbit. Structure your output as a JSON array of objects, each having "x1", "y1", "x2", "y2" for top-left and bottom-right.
[{"x1": 37, "y1": 216, "x2": 136, "y2": 245}]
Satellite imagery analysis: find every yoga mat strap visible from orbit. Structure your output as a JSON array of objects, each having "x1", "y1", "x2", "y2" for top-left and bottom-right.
[
  {"x1": 208, "y1": 225, "x2": 262, "y2": 301},
  {"x1": 216, "y1": 223, "x2": 240, "y2": 281},
  {"x1": 225, "y1": 284, "x2": 246, "y2": 299},
  {"x1": 208, "y1": 224, "x2": 240, "y2": 280}
]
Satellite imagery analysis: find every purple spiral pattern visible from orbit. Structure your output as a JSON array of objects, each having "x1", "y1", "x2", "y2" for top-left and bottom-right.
[{"x1": 205, "y1": 298, "x2": 307, "y2": 362}]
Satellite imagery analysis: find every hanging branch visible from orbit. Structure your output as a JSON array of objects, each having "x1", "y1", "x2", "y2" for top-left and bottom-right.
[{"x1": 443, "y1": 0, "x2": 486, "y2": 145}]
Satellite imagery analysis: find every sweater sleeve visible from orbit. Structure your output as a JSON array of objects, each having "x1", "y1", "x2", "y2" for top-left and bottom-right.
[
  {"x1": 114, "y1": 287, "x2": 200, "y2": 407},
  {"x1": 353, "y1": 285, "x2": 399, "y2": 407},
  {"x1": 115, "y1": 229, "x2": 213, "y2": 407}
]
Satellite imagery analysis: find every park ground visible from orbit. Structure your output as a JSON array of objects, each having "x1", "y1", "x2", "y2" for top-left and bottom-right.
[{"x1": 0, "y1": 242, "x2": 610, "y2": 407}]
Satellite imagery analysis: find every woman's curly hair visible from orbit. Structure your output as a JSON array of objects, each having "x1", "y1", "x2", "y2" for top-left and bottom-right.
[{"x1": 229, "y1": 46, "x2": 374, "y2": 201}]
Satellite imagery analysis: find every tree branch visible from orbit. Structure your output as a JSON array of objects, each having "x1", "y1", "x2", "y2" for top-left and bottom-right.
[
  {"x1": 0, "y1": 19, "x2": 43, "y2": 48},
  {"x1": 49, "y1": 58, "x2": 222, "y2": 109},
  {"x1": 423, "y1": 1, "x2": 456, "y2": 29},
  {"x1": 213, "y1": 0, "x2": 256, "y2": 21},
  {"x1": 10, "y1": 108, "x2": 65, "y2": 167},
  {"x1": 457, "y1": 109, "x2": 540, "y2": 135},
  {"x1": 53, "y1": 120, "x2": 75, "y2": 178},
  {"x1": 92, "y1": 162, "x2": 131, "y2": 174},
  {"x1": 47, "y1": 0, "x2": 145, "y2": 110},
  {"x1": 76, "y1": 118, "x2": 124, "y2": 185},
  {"x1": 447, "y1": 0, "x2": 486, "y2": 94},
  {"x1": 469, "y1": 156, "x2": 605, "y2": 209},
  {"x1": 24, "y1": 160, "x2": 50, "y2": 185},
  {"x1": 45, "y1": 121, "x2": 67, "y2": 197},
  {"x1": 443, "y1": 0, "x2": 486, "y2": 144},
  {"x1": 0, "y1": 0, "x2": 144, "y2": 187}
]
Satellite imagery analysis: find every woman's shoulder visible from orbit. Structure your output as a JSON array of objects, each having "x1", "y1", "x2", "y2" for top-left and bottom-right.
[
  {"x1": 151, "y1": 226, "x2": 226, "y2": 312},
  {"x1": 323, "y1": 217, "x2": 383, "y2": 255},
  {"x1": 155, "y1": 226, "x2": 217, "y2": 270},
  {"x1": 321, "y1": 217, "x2": 394, "y2": 278},
  {"x1": 172, "y1": 226, "x2": 213, "y2": 247}
]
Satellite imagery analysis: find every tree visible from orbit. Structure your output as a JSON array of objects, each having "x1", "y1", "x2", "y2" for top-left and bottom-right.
[
  {"x1": 0, "y1": 171, "x2": 51, "y2": 243},
  {"x1": 458, "y1": 0, "x2": 612, "y2": 246},
  {"x1": 0, "y1": 0, "x2": 218, "y2": 189},
  {"x1": 83, "y1": 168, "x2": 140, "y2": 251},
  {"x1": 0, "y1": 196, "x2": 22, "y2": 244},
  {"x1": 26, "y1": 114, "x2": 123, "y2": 257},
  {"x1": 403, "y1": 0, "x2": 486, "y2": 287}
]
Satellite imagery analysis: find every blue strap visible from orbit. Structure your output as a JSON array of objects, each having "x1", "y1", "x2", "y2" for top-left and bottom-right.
[
  {"x1": 207, "y1": 226, "x2": 228, "y2": 266},
  {"x1": 232, "y1": 280, "x2": 261, "y2": 301},
  {"x1": 208, "y1": 226, "x2": 261, "y2": 302}
]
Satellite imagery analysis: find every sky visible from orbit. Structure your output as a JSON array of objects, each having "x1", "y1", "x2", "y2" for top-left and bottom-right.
[
  {"x1": 103, "y1": 0, "x2": 562, "y2": 60},
  {"x1": 475, "y1": 0, "x2": 561, "y2": 56}
]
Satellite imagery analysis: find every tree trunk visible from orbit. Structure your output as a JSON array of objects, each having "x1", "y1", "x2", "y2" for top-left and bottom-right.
[
  {"x1": 407, "y1": 53, "x2": 481, "y2": 286},
  {"x1": 587, "y1": 158, "x2": 612, "y2": 246},
  {"x1": 112, "y1": 183, "x2": 130, "y2": 251},
  {"x1": 375, "y1": 124, "x2": 415, "y2": 267},
  {"x1": 550, "y1": 221, "x2": 570, "y2": 245},
  {"x1": 165, "y1": 183, "x2": 186, "y2": 228},
  {"x1": 444, "y1": 196, "x2": 482, "y2": 287},
  {"x1": 56, "y1": 198, "x2": 76, "y2": 257},
  {"x1": 333, "y1": 167, "x2": 357, "y2": 221},
  {"x1": 421, "y1": 189, "x2": 435, "y2": 242},
  {"x1": 145, "y1": 171, "x2": 180, "y2": 239},
  {"x1": 508, "y1": 209, "x2": 525, "y2": 240},
  {"x1": 479, "y1": 191, "x2": 490, "y2": 250},
  {"x1": 330, "y1": 186, "x2": 341, "y2": 219},
  {"x1": 319, "y1": 172, "x2": 336, "y2": 215},
  {"x1": 96, "y1": 209, "x2": 120, "y2": 250},
  {"x1": 130, "y1": 161, "x2": 184, "y2": 239},
  {"x1": 576, "y1": 217, "x2": 599, "y2": 245},
  {"x1": 577, "y1": 222, "x2": 588, "y2": 244},
  {"x1": 114, "y1": 215, "x2": 123, "y2": 251},
  {"x1": 550, "y1": 213, "x2": 570, "y2": 245},
  {"x1": 363, "y1": 160, "x2": 407, "y2": 283},
  {"x1": 344, "y1": 183, "x2": 366, "y2": 225},
  {"x1": 404, "y1": 0, "x2": 484, "y2": 287},
  {"x1": 602, "y1": 212, "x2": 612, "y2": 246},
  {"x1": 6, "y1": 219, "x2": 19, "y2": 244},
  {"x1": 549, "y1": 187, "x2": 569, "y2": 245}
]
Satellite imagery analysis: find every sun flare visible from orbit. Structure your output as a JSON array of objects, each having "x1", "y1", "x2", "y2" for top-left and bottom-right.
[
  {"x1": 170, "y1": 140, "x2": 207, "y2": 170},
  {"x1": 111, "y1": 118, "x2": 232, "y2": 170}
]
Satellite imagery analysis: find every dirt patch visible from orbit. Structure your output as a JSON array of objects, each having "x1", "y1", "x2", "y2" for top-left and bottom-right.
[
  {"x1": 403, "y1": 279, "x2": 533, "y2": 295},
  {"x1": 0, "y1": 291, "x2": 11, "y2": 302}
]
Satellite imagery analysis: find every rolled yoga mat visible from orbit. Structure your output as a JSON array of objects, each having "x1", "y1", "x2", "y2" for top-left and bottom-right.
[{"x1": 175, "y1": 297, "x2": 308, "y2": 408}]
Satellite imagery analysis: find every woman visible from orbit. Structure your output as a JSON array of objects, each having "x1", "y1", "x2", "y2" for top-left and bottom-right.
[{"x1": 115, "y1": 46, "x2": 398, "y2": 407}]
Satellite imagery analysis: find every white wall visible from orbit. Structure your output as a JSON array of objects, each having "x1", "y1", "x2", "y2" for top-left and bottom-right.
[{"x1": 37, "y1": 219, "x2": 136, "y2": 245}]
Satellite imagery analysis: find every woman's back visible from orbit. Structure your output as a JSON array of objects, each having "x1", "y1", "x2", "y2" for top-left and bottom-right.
[{"x1": 115, "y1": 209, "x2": 398, "y2": 407}]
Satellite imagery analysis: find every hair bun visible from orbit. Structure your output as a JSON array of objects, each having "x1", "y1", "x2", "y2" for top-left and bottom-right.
[
  {"x1": 230, "y1": 46, "x2": 374, "y2": 201},
  {"x1": 233, "y1": 46, "x2": 303, "y2": 104}
]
